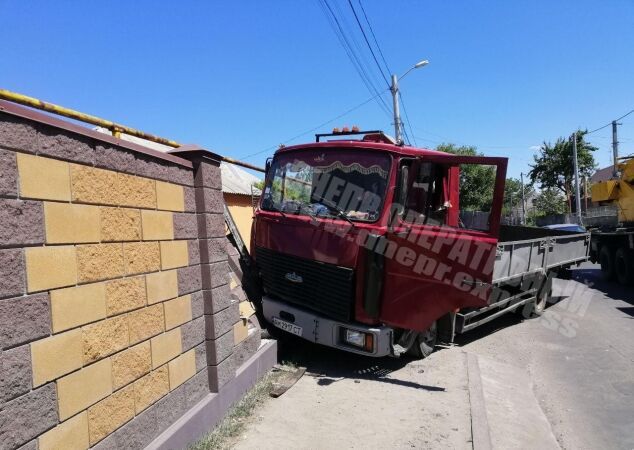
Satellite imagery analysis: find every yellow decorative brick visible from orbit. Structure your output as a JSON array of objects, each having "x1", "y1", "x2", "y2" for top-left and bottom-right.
[
  {"x1": 57, "y1": 358, "x2": 113, "y2": 421},
  {"x1": 123, "y1": 242, "x2": 160, "y2": 275},
  {"x1": 87, "y1": 385, "x2": 135, "y2": 445},
  {"x1": 239, "y1": 301, "x2": 255, "y2": 318},
  {"x1": 233, "y1": 318, "x2": 248, "y2": 345},
  {"x1": 50, "y1": 283, "x2": 107, "y2": 333},
  {"x1": 145, "y1": 270, "x2": 178, "y2": 304},
  {"x1": 44, "y1": 202, "x2": 100, "y2": 244},
  {"x1": 25, "y1": 246, "x2": 78, "y2": 292},
  {"x1": 118, "y1": 173, "x2": 156, "y2": 209},
  {"x1": 112, "y1": 341, "x2": 152, "y2": 389},
  {"x1": 105, "y1": 276, "x2": 146, "y2": 316},
  {"x1": 164, "y1": 295, "x2": 192, "y2": 330},
  {"x1": 133, "y1": 365, "x2": 169, "y2": 413},
  {"x1": 31, "y1": 329, "x2": 83, "y2": 387},
  {"x1": 168, "y1": 349, "x2": 196, "y2": 390},
  {"x1": 76, "y1": 243, "x2": 124, "y2": 283},
  {"x1": 17, "y1": 153, "x2": 71, "y2": 201},
  {"x1": 100, "y1": 207, "x2": 142, "y2": 242},
  {"x1": 70, "y1": 164, "x2": 119, "y2": 205},
  {"x1": 150, "y1": 328, "x2": 182, "y2": 369},
  {"x1": 39, "y1": 411, "x2": 89, "y2": 450},
  {"x1": 160, "y1": 240, "x2": 189, "y2": 270},
  {"x1": 82, "y1": 316, "x2": 129, "y2": 364},
  {"x1": 156, "y1": 181, "x2": 185, "y2": 212},
  {"x1": 141, "y1": 210, "x2": 173, "y2": 241},
  {"x1": 127, "y1": 304, "x2": 165, "y2": 344}
]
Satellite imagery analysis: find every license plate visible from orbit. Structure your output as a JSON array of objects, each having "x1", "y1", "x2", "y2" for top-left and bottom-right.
[{"x1": 272, "y1": 317, "x2": 302, "y2": 337}]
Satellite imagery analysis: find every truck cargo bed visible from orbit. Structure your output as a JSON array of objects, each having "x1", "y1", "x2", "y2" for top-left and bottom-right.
[{"x1": 493, "y1": 225, "x2": 590, "y2": 284}]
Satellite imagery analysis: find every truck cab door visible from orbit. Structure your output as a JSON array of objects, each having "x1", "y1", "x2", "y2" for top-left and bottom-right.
[{"x1": 379, "y1": 155, "x2": 507, "y2": 333}]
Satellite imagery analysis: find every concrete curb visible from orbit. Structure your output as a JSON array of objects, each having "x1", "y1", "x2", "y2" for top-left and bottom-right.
[
  {"x1": 465, "y1": 352, "x2": 560, "y2": 450},
  {"x1": 146, "y1": 339, "x2": 278, "y2": 450},
  {"x1": 466, "y1": 352, "x2": 493, "y2": 450}
]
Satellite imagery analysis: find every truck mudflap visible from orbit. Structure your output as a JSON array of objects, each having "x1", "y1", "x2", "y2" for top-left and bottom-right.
[{"x1": 262, "y1": 296, "x2": 394, "y2": 357}]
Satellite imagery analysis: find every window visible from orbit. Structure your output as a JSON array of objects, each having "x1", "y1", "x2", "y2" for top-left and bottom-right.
[
  {"x1": 261, "y1": 149, "x2": 391, "y2": 222},
  {"x1": 398, "y1": 160, "x2": 498, "y2": 232}
]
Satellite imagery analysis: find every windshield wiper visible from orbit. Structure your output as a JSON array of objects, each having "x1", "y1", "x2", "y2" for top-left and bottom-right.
[
  {"x1": 313, "y1": 197, "x2": 356, "y2": 228},
  {"x1": 266, "y1": 203, "x2": 287, "y2": 218}
]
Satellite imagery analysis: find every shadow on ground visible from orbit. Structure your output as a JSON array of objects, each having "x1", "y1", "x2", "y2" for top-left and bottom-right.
[
  {"x1": 573, "y1": 265, "x2": 634, "y2": 306},
  {"x1": 265, "y1": 264, "x2": 631, "y2": 391},
  {"x1": 272, "y1": 333, "x2": 445, "y2": 391}
]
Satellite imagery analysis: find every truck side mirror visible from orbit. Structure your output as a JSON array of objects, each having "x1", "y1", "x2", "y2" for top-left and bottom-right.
[{"x1": 265, "y1": 158, "x2": 272, "y2": 176}]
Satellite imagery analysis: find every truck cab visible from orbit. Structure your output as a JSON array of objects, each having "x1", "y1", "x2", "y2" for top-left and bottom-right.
[{"x1": 251, "y1": 130, "x2": 510, "y2": 357}]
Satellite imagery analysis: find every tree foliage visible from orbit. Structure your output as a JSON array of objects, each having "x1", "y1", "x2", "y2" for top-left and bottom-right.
[
  {"x1": 528, "y1": 131, "x2": 597, "y2": 210},
  {"x1": 437, "y1": 143, "x2": 496, "y2": 211},
  {"x1": 533, "y1": 188, "x2": 567, "y2": 216}
]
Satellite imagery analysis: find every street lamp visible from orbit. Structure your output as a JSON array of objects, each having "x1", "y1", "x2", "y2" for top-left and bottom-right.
[{"x1": 391, "y1": 59, "x2": 429, "y2": 144}]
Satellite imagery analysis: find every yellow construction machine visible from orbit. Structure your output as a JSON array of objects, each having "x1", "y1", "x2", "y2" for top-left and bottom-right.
[{"x1": 590, "y1": 156, "x2": 634, "y2": 284}]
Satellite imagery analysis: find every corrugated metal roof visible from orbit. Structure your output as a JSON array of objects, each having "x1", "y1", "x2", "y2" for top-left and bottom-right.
[{"x1": 221, "y1": 161, "x2": 261, "y2": 195}]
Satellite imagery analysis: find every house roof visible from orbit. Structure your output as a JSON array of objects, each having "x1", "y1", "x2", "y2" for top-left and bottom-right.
[
  {"x1": 220, "y1": 161, "x2": 261, "y2": 195},
  {"x1": 591, "y1": 166, "x2": 615, "y2": 183}
]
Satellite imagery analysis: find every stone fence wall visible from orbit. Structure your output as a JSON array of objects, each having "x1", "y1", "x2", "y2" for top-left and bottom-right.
[{"x1": 0, "y1": 101, "x2": 274, "y2": 450}]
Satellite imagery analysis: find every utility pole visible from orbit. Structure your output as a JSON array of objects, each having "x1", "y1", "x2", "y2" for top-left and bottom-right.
[
  {"x1": 520, "y1": 173, "x2": 526, "y2": 225},
  {"x1": 584, "y1": 175, "x2": 588, "y2": 211},
  {"x1": 390, "y1": 60, "x2": 429, "y2": 145},
  {"x1": 572, "y1": 132, "x2": 583, "y2": 224},
  {"x1": 391, "y1": 74, "x2": 402, "y2": 144},
  {"x1": 612, "y1": 120, "x2": 620, "y2": 178}
]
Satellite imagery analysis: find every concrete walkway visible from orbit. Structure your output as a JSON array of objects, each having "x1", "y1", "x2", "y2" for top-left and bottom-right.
[{"x1": 232, "y1": 341, "x2": 558, "y2": 450}]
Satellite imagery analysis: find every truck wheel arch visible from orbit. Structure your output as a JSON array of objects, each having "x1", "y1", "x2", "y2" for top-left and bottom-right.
[{"x1": 436, "y1": 312, "x2": 456, "y2": 344}]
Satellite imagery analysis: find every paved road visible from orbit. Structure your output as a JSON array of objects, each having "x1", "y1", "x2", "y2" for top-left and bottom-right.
[
  {"x1": 237, "y1": 263, "x2": 633, "y2": 449},
  {"x1": 459, "y1": 262, "x2": 634, "y2": 449}
]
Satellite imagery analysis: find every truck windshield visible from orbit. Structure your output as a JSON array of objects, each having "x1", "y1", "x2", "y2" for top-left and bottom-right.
[{"x1": 261, "y1": 149, "x2": 391, "y2": 222}]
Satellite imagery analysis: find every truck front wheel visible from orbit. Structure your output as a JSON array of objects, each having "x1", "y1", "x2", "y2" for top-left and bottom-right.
[
  {"x1": 614, "y1": 248, "x2": 634, "y2": 285},
  {"x1": 407, "y1": 321, "x2": 437, "y2": 359},
  {"x1": 599, "y1": 246, "x2": 616, "y2": 281}
]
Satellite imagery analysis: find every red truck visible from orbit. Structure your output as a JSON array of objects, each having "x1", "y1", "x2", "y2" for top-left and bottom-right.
[{"x1": 251, "y1": 130, "x2": 589, "y2": 358}]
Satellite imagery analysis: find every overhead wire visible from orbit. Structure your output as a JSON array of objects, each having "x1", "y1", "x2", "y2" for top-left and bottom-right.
[
  {"x1": 358, "y1": 0, "x2": 392, "y2": 75},
  {"x1": 318, "y1": 0, "x2": 392, "y2": 117},
  {"x1": 238, "y1": 88, "x2": 389, "y2": 160},
  {"x1": 587, "y1": 109, "x2": 634, "y2": 134},
  {"x1": 347, "y1": 0, "x2": 390, "y2": 87},
  {"x1": 399, "y1": 92, "x2": 416, "y2": 146}
]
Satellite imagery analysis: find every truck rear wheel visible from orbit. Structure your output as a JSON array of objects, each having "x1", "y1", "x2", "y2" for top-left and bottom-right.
[
  {"x1": 614, "y1": 248, "x2": 634, "y2": 285},
  {"x1": 526, "y1": 273, "x2": 552, "y2": 317},
  {"x1": 599, "y1": 246, "x2": 616, "y2": 281},
  {"x1": 407, "y1": 321, "x2": 437, "y2": 359}
]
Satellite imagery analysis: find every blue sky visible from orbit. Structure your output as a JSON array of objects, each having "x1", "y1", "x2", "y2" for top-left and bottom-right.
[{"x1": 1, "y1": 0, "x2": 633, "y2": 180}]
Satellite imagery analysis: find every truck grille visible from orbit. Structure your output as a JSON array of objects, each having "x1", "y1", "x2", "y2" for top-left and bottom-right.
[{"x1": 255, "y1": 247, "x2": 355, "y2": 322}]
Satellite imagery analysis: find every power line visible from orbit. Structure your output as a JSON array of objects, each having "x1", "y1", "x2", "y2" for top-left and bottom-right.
[
  {"x1": 347, "y1": 0, "x2": 390, "y2": 87},
  {"x1": 358, "y1": 0, "x2": 392, "y2": 76},
  {"x1": 399, "y1": 92, "x2": 417, "y2": 146},
  {"x1": 587, "y1": 109, "x2": 634, "y2": 134},
  {"x1": 318, "y1": 0, "x2": 392, "y2": 117},
  {"x1": 238, "y1": 88, "x2": 389, "y2": 160}
]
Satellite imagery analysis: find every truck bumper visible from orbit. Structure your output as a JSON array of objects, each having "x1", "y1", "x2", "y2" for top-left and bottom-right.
[{"x1": 262, "y1": 296, "x2": 394, "y2": 357}]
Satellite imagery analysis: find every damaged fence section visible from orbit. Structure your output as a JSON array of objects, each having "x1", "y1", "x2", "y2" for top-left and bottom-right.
[{"x1": 0, "y1": 100, "x2": 275, "y2": 450}]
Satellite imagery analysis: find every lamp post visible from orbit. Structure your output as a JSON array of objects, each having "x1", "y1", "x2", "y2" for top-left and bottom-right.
[{"x1": 391, "y1": 59, "x2": 429, "y2": 144}]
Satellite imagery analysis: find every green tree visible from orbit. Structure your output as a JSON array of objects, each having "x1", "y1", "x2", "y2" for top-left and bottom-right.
[
  {"x1": 533, "y1": 188, "x2": 567, "y2": 216},
  {"x1": 528, "y1": 131, "x2": 596, "y2": 212},
  {"x1": 437, "y1": 143, "x2": 496, "y2": 211}
]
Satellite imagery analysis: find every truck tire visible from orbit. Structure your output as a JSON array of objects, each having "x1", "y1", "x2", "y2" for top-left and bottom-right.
[
  {"x1": 614, "y1": 248, "x2": 634, "y2": 285},
  {"x1": 407, "y1": 321, "x2": 437, "y2": 359},
  {"x1": 527, "y1": 274, "x2": 552, "y2": 317},
  {"x1": 599, "y1": 246, "x2": 616, "y2": 281}
]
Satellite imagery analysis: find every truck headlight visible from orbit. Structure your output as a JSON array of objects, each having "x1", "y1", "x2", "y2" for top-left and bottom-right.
[
  {"x1": 344, "y1": 329, "x2": 366, "y2": 347},
  {"x1": 342, "y1": 329, "x2": 374, "y2": 352}
]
